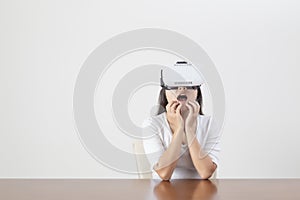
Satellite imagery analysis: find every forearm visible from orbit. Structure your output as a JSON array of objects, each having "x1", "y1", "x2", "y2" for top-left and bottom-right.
[
  {"x1": 154, "y1": 129, "x2": 184, "y2": 180},
  {"x1": 186, "y1": 131, "x2": 216, "y2": 179}
]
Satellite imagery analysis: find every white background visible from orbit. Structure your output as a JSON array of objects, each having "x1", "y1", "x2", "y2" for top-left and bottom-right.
[{"x1": 1, "y1": 0, "x2": 299, "y2": 178}]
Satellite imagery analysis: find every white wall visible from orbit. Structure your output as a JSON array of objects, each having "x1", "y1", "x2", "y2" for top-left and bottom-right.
[{"x1": 0, "y1": 0, "x2": 299, "y2": 178}]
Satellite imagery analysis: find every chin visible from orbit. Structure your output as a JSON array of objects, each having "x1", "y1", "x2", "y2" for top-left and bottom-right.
[{"x1": 180, "y1": 105, "x2": 188, "y2": 111}]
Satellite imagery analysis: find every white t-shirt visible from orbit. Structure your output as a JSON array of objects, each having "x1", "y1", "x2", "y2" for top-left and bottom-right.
[{"x1": 142, "y1": 112, "x2": 221, "y2": 179}]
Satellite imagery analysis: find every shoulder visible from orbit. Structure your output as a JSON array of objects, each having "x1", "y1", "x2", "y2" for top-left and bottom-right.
[
  {"x1": 197, "y1": 115, "x2": 219, "y2": 133},
  {"x1": 197, "y1": 114, "x2": 219, "y2": 126},
  {"x1": 197, "y1": 115, "x2": 222, "y2": 138},
  {"x1": 142, "y1": 112, "x2": 166, "y2": 128},
  {"x1": 142, "y1": 113, "x2": 167, "y2": 144},
  {"x1": 197, "y1": 114, "x2": 212, "y2": 128},
  {"x1": 198, "y1": 114, "x2": 211, "y2": 122}
]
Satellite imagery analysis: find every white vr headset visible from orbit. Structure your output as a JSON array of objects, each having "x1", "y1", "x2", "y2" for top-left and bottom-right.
[{"x1": 160, "y1": 61, "x2": 204, "y2": 90}]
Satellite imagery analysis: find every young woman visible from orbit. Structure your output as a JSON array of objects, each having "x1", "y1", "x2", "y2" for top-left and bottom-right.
[{"x1": 142, "y1": 61, "x2": 220, "y2": 180}]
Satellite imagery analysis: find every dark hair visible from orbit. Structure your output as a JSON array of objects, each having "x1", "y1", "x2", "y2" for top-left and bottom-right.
[{"x1": 156, "y1": 87, "x2": 204, "y2": 115}]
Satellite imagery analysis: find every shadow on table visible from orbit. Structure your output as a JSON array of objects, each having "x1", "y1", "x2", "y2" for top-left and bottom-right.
[{"x1": 153, "y1": 179, "x2": 218, "y2": 200}]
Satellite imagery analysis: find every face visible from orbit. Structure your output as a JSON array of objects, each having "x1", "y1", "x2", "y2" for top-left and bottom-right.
[{"x1": 165, "y1": 86, "x2": 198, "y2": 110}]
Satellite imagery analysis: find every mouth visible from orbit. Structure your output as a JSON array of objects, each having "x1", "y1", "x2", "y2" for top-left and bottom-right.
[{"x1": 177, "y1": 94, "x2": 187, "y2": 102}]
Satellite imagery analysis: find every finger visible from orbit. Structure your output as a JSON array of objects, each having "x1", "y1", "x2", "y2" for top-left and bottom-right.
[
  {"x1": 192, "y1": 100, "x2": 201, "y2": 114},
  {"x1": 175, "y1": 103, "x2": 182, "y2": 115},
  {"x1": 167, "y1": 101, "x2": 178, "y2": 113},
  {"x1": 166, "y1": 100, "x2": 177, "y2": 113},
  {"x1": 185, "y1": 101, "x2": 194, "y2": 114},
  {"x1": 170, "y1": 101, "x2": 180, "y2": 113},
  {"x1": 189, "y1": 100, "x2": 200, "y2": 114}
]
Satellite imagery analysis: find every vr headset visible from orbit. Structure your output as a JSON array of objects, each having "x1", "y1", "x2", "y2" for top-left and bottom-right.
[{"x1": 160, "y1": 61, "x2": 204, "y2": 90}]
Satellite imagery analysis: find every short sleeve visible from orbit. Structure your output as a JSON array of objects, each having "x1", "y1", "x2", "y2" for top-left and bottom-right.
[
  {"x1": 202, "y1": 117, "x2": 222, "y2": 167},
  {"x1": 141, "y1": 117, "x2": 165, "y2": 170}
]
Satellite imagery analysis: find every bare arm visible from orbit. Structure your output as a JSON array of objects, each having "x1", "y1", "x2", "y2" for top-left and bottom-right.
[
  {"x1": 185, "y1": 100, "x2": 217, "y2": 179},
  {"x1": 154, "y1": 129, "x2": 184, "y2": 180},
  {"x1": 154, "y1": 100, "x2": 184, "y2": 181},
  {"x1": 186, "y1": 132, "x2": 217, "y2": 179}
]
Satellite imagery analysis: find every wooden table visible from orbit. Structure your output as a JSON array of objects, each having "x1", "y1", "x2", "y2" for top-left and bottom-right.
[{"x1": 0, "y1": 179, "x2": 299, "y2": 200}]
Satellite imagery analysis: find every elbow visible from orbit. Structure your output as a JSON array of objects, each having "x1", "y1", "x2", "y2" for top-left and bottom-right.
[
  {"x1": 154, "y1": 162, "x2": 177, "y2": 181},
  {"x1": 160, "y1": 175, "x2": 171, "y2": 181},
  {"x1": 201, "y1": 171, "x2": 213, "y2": 179},
  {"x1": 154, "y1": 168, "x2": 172, "y2": 181},
  {"x1": 156, "y1": 171, "x2": 172, "y2": 181},
  {"x1": 199, "y1": 164, "x2": 217, "y2": 179}
]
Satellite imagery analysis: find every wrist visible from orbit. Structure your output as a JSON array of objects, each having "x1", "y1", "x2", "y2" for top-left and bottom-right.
[
  {"x1": 174, "y1": 127, "x2": 184, "y2": 135},
  {"x1": 185, "y1": 128, "x2": 196, "y2": 135},
  {"x1": 186, "y1": 132, "x2": 197, "y2": 145}
]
